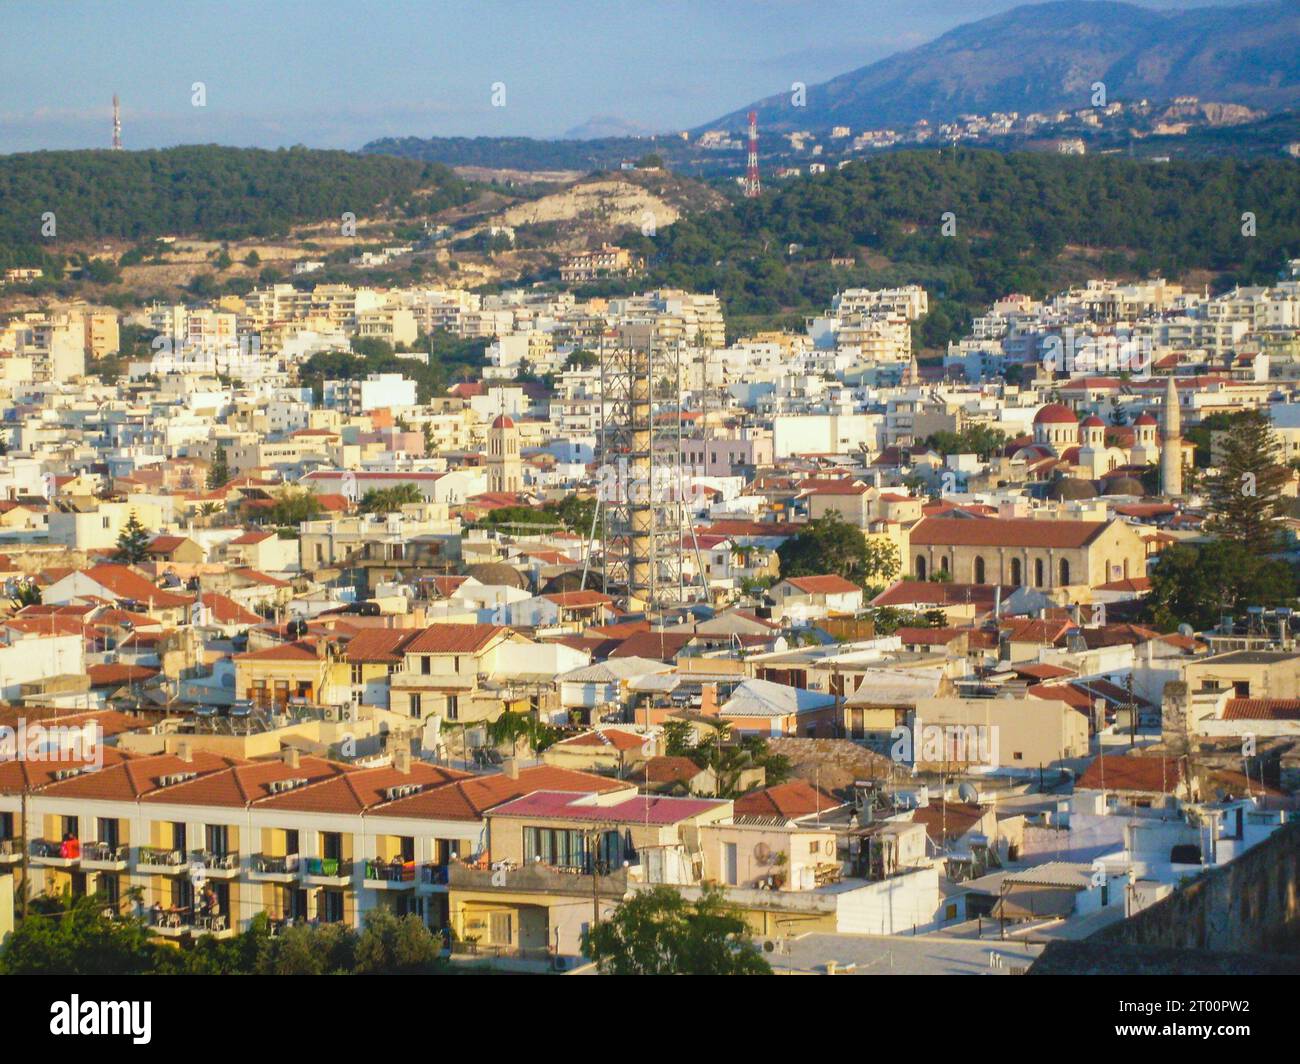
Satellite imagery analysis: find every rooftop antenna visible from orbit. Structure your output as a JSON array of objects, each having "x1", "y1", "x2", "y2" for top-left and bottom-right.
[{"x1": 112, "y1": 95, "x2": 122, "y2": 151}]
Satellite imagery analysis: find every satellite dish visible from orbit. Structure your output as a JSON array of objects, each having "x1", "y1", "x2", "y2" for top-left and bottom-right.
[
  {"x1": 1178, "y1": 624, "x2": 1194, "y2": 638},
  {"x1": 958, "y1": 781, "x2": 979, "y2": 803},
  {"x1": 753, "y1": 842, "x2": 772, "y2": 865}
]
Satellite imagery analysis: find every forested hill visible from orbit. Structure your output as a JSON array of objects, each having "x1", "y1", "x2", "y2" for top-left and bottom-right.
[
  {"x1": 0, "y1": 145, "x2": 472, "y2": 259},
  {"x1": 599, "y1": 150, "x2": 1300, "y2": 342}
]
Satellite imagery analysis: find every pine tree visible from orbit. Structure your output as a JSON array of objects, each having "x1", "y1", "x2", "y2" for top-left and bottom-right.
[
  {"x1": 1204, "y1": 411, "x2": 1289, "y2": 552},
  {"x1": 113, "y1": 511, "x2": 152, "y2": 565},
  {"x1": 207, "y1": 444, "x2": 230, "y2": 490}
]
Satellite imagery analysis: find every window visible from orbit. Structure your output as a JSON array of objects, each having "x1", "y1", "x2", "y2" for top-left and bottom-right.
[
  {"x1": 205, "y1": 824, "x2": 229, "y2": 856},
  {"x1": 321, "y1": 832, "x2": 343, "y2": 861},
  {"x1": 409, "y1": 694, "x2": 422, "y2": 719},
  {"x1": 1013, "y1": 752, "x2": 1023, "y2": 761},
  {"x1": 809, "y1": 840, "x2": 820, "y2": 855},
  {"x1": 420, "y1": 656, "x2": 431, "y2": 675},
  {"x1": 97, "y1": 818, "x2": 119, "y2": 849},
  {"x1": 974, "y1": 556, "x2": 985, "y2": 583},
  {"x1": 1011, "y1": 558, "x2": 1022, "y2": 585},
  {"x1": 446, "y1": 696, "x2": 459, "y2": 721},
  {"x1": 915, "y1": 556, "x2": 927, "y2": 580},
  {"x1": 1234, "y1": 681, "x2": 1251, "y2": 698},
  {"x1": 1034, "y1": 558, "x2": 1044, "y2": 587},
  {"x1": 1060, "y1": 559, "x2": 1070, "y2": 585},
  {"x1": 319, "y1": 890, "x2": 344, "y2": 924},
  {"x1": 62, "y1": 815, "x2": 79, "y2": 839},
  {"x1": 351, "y1": 664, "x2": 363, "y2": 685}
]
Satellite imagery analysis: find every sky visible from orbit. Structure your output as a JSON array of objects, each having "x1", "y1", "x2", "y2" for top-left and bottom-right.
[{"x1": 0, "y1": 0, "x2": 1252, "y2": 154}]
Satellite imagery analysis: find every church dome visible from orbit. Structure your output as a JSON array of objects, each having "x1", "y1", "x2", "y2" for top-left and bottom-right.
[
  {"x1": 1048, "y1": 476, "x2": 1098, "y2": 501},
  {"x1": 1034, "y1": 403, "x2": 1077, "y2": 426}
]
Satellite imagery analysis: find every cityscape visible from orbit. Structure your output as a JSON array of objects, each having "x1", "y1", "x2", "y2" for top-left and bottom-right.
[{"x1": 0, "y1": 0, "x2": 1299, "y2": 1015}]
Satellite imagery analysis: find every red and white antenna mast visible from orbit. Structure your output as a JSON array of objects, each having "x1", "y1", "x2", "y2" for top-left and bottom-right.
[
  {"x1": 743, "y1": 110, "x2": 760, "y2": 198},
  {"x1": 112, "y1": 94, "x2": 122, "y2": 150}
]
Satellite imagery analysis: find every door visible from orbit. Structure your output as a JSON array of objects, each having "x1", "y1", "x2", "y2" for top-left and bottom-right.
[
  {"x1": 489, "y1": 911, "x2": 513, "y2": 947},
  {"x1": 723, "y1": 843, "x2": 738, "y2": 886}
]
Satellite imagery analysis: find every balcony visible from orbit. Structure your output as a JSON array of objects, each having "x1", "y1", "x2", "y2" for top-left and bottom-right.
[
  {"x1": 190, "y1": 850, "x2": 241, "y2": 879},
  {"x1": 248, "y1": 853, "x2": 300, "y2": 882},
  {"x1": 30, "y1": 838, "x2": 80, "y2": 868},
  {"x1": 421, "y1": 863, "x2": 450, "y2": 889},
  {"x1": 150, "y1": 907, "x2": 235, "y2": 939},
  {"x1": 302, "y1": 857, "x2": 354, "y2": 886},
  {"x1": 448, "y1": 862, "x2": 629, "y2": 898},
  {"x1": 363, "y1": 859, "x2": 417, "y2": 890},
  {"x1": 137, "y1": 847, "x2": 189, "y2": 874},
  {"x1": 0, "y1": 838, "x2": 23, "y2": 865},
  {"x1": 81, "y1": 842, "x2": 130, "y2": 871}
]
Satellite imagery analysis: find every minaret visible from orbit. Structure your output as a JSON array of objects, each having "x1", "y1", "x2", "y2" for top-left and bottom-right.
[
  {"x1": 112, "y1": 94, "x2": 122, "y2": 150},
  {"x1": 1161, "y1": 375, "x2": 1182, "y2": 497}
]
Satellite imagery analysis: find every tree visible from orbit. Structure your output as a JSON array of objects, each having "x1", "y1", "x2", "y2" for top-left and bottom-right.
[
  {"x1": 1203, "y1": 410, "x2": 1289, "y2": 552},
  {"x1": 1144, "y1": 539, "x2": 1296, "y2": 632},
  {"x1": 0, "y1": 895, "x2": 158, "y2": 975},
  {"x1": 265, "y1": 487, "x2": 324, "y2": 526},
  {"x1": 207, "y1": 444, "x2": 230, "y2": 489},
  {"x1": 861, "y1": 538, "x2": 901, "y2": 589},
  {"x1": 776, "y1": 512, "x2": 870, "y2": 584},
  {"x1": 10, "y1": 579, "x2": 40, "y2": 609},
  {"x1": 359, "y1": 483, "x2": 424, "y2": 514},
  {"x1": 113, "y1": 511, "x2": 151, "y2": 564},
  {"x1": 243, "y1": 250, "x2": 261, "y2": 267},
  {"x1": 582, "y1": 885, "x2": 771, "y2": 975},
  {"x1": 354, "y1": 910, "x2": 444, "y2": 974}
]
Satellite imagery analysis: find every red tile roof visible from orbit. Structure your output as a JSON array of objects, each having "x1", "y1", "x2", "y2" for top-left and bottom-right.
[
  {"x1": 911, "y1": 516, "x2": 1109, "y2": 549},
  {"x1": 1076, "y1": 754, "x2": 1184, "y2": 793},
  {"x1": 733, "y1": 780, "x2": 841, "y2": 818},
  {"x1": 1223, "y1": 699, "x2": 1300, "y2": 721},
  {"x1": 403, "y1": 623, "x2": 509, "y2": 655}
]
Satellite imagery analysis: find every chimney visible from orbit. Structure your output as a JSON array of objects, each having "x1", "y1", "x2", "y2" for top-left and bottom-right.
[
  {"x1": 503, "y1": 757, "x2": 519, "y2": 780},
  {"x1": 176, "y1": 740, "x2": 193, "y2": 763},
  {"x1": 393, "y1": 747, "x2": 411, "y2": 774},
  {"x1": 282, "y1": 746, "x2": 300, "y2": 769}
]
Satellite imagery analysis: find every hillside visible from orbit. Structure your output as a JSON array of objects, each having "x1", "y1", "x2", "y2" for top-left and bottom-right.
[
  {"x1": 708, "y1": 0, "x2": 1300, "y2": 133},
  {"x1": 590, "y1": 149, "x2": 1300, "y2": 345},
  {"x1": 0, "y1": 145, "x2": 472, "y2": 270}
]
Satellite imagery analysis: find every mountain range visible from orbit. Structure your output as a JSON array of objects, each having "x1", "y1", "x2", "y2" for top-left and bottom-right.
[{"x1": 706, "y1": 0, "x2": 1300, "y2": 132}]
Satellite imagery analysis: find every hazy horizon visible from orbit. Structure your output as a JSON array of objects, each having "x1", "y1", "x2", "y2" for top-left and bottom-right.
[{"x1": 0, "y1": 0, "x2": 1253, "y2": 154}]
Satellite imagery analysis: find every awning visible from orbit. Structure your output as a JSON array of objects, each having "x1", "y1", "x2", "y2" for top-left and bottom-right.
[{"x1": 992, "y1": 884, "x2": 1077, "y2": 920}]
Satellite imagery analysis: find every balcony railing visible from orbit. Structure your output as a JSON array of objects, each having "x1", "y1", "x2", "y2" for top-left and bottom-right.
[
  {"x1": 0, "y1": 837, "x2": 24, "y2": 859},
  {"x1": 82, "y1": 842, "x2": 130, "y2": 864},
  {"x1": 363, "y1": 859, "x2": 416, "y2": 884},
  {"x1": 421, "y1": 864, "x2": 450, "y2": 886},
  {"x1": 138, "y1": 847, "x2": 188, "y2": 868},
  {"x1": 303, "y1": 857, "x2": 353, "y2": 879},
  {"x1": 250, "y1": 853, "x2": 299, "y2": 875},
  {"x1": 190, "y1": 850, "x2": 240, "y2": 871},
  {"x1": 31, "y1": 838, "x2": 79, "y2": 861}
]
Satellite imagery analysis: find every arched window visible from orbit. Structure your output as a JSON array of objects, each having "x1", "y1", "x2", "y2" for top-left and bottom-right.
[
  {"x1": 916, "y1": 556, "x2": 927, "y2": 581},
  {"x1": 1011, "y1": 558, "x2": 1022, "y2": 585},
  {"x1": 1034, "y1": 558, "x2": 1044, "y2": 587},
  {"x1": 974, "y1": 556, "x2": 986, "y2": 584},
  {"x1": 940, "y1": 555, "x2": 950, "y2": 574},
  {"x1": 1060, "y1": 558, "x2": 1071, "y2": 586}
]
